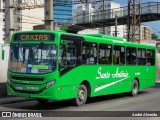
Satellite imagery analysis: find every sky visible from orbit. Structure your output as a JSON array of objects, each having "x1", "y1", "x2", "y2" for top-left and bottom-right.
[{"x1": 114, "y1": 0, "x2": 160, "y2": 37}]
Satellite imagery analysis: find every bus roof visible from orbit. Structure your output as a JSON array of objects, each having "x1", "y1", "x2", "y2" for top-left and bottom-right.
[{"x1": 12, "y1": 30, "x2": 156, "y2": 49}]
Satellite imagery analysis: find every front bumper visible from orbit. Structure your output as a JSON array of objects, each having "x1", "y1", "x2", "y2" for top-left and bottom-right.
[{"x1": 7, "y1": 83, "x2": 62, "y2": 100}]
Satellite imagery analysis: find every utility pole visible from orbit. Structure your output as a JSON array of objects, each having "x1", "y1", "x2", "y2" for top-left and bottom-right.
[
  {"x1": 9, "y1": 0, "x2": 15, "y2": 40},
  {"x1": 0, "y1": 0, "x2": 1, "y2": 10},
  {"x1": 45, "y1": 0, "x2": 54, "y2": 30},
  {"x1": 4, "y1": 0, "x2": 15, "y2": 41},
  {"x1": 102, "y1": 0, "x2": 105, "y2": 34},
  {"x1": 127, "y1": 0, "x2": 141, "y2": 43},
  {"x1": 114, "y1": 15, "x2": 118, "y2": 37}
]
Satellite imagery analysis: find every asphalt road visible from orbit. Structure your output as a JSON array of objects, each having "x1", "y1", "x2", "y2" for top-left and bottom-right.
[{"x1": 0, "y1": 84, "x2": 160, "y2": 120}]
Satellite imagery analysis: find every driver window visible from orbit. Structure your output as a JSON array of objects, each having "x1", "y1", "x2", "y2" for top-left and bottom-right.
[
  {"x1": 60, "y1": 44, "x2": 67, "y2": 68},
  {"x1": 67, "y1": 46, "x2": 76, "y2": 66}
]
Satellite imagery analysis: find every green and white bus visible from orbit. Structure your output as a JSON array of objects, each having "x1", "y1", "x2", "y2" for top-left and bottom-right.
[{"x1": 3, "y1": 30, "x2": 156, "y2": 106}]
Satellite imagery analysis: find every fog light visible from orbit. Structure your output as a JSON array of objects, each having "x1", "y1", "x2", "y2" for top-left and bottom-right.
[{"x1": 46, "y1": 80, "x2": 56, "y2": 88}]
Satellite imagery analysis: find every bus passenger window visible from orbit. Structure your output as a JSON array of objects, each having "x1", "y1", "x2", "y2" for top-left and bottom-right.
[
  {"x1": 82, "y1": 42, "x2": 97, "y2": 64},
  {"x1": 126, "y1": 47, "x2": 136, "y2": 65},
  {"x1": 147, "y1": 50, "x2": 155, "y2": 66},
  {"x1": 113, "y1": 45, "x2": 125, "y2": 65},
  {"x1": 137, "y1": 49, "x2": 146, "y2": 65},
  {"x1": 99, "y1": 44, "x2": 112, "y2": 64}
]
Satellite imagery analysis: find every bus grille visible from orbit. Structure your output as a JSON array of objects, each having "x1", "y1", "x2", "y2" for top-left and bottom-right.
[
  {"x1": 12, "y1": 87, "x2": 44, "y2": 94},
  {"x1": 11, "y1": 76, "x2": 45, "y2": 81}
]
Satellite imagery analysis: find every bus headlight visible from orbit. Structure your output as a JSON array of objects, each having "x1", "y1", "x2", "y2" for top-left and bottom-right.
[{"x1": 46, "y1": 80, "x2": 56, "y2": 89}]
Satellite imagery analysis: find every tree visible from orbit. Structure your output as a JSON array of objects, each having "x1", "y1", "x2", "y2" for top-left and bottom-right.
[
  {"x1": 152, "y1": 33, "x2": 159, "y2": 40},
  {"x1": 4, "y1": 37, "x2": 11, "y2": 44},
  {"x1": 60, "y1": 24, "x2": 70, "y2": 31}
]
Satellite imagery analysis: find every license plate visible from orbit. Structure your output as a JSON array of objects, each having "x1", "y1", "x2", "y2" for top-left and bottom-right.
[
  {"x1": 15, "y1": 86, "x2": 23, "y2": 90},
  {"x1": 25, "y1": 86, "x2": 39, "y2": 91}
]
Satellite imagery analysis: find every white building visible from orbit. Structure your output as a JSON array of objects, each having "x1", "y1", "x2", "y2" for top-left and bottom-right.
[
  {"x1": 73, "y1": 1, "x2": 126, "y2": 37},
  {"x1": 140, "y1": 25, "x2": 152, "y2": 41},
  {"x1": 18, "y1": 0, "x2": 44, "y2": 31},
  {"x1": 3, "y1": 0, "x2": 44, "y2": 42},
  {"x1": 21, "y1": 8, "x2": 44, "y2": 31},
  {"x1": 73, "y1": 3, "x2": 95, "y2": 24}
]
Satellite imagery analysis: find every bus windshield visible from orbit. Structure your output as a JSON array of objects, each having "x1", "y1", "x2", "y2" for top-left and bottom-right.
[{"x1": 9, "y1": 44, "x2": 57, "y2": 74}]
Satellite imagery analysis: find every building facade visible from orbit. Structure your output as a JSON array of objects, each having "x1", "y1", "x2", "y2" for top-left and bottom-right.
[
  {"x1": 3, "y1": 0, "x2": 44, "y2": 42},
  {"x1": 141, "y1": 25, "x2": 152, "y2": 41},
  {"x1": 54, "y1": 4, "x2": 72, "y2": 24},
  {"x1": 53, "y1": 0, "x2": 73, "y2": 30},
  {"x1": 0, "y1": 1, "x2": 4, "y2": 43},
  {"x1": 22, "y1": 7, "x2": 44, "y2": 31}
]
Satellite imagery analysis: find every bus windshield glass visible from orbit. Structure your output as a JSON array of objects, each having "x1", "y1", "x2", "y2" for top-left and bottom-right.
[{"x1": 9, "y1": 44, "x2": 57, "y2": 74}]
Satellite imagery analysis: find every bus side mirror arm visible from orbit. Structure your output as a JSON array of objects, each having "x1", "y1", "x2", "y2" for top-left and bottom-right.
[
  {"x1": 1, "y1": 44, "x2": 10, "y2": 60},
  {"x1": 2, "y1": 49, "x2": 5, "y2": 60}
]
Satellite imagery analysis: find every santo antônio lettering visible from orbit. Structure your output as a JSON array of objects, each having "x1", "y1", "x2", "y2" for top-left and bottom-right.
[{"x1": 20, "y1": 34, "x2": 49, "y2": 41}]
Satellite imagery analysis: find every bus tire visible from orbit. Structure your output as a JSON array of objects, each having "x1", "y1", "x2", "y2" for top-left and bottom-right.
[
  {"x1": 36, "y1": 99, "x2": 49, "y2": 104},
  {"x1": 72, "y1": 84, "x2": 88, "y2": 106},
  {"x1": 130, "y1": 79, "x2": 139, "y2": 96}
]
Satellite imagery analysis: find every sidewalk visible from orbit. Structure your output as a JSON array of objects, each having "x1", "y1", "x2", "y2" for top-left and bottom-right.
[
  {"x1": 0, "y1": 96, "x2": 33, "y2": 105},
  {"x1": 156, "y1": 80, "x2": 160, "y2": 83}
]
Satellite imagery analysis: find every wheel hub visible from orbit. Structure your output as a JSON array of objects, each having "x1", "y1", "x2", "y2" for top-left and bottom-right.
[
  {"x1": 78, "y1": 89, "x2": 85, "y2": 101},
  {"x1": 133, "y1": 84, "x2": 138, "y2": 94}
]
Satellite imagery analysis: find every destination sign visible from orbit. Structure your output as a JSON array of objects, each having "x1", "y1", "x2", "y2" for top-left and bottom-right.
[{"x1": 14, "y1": 33, "x2": 55, "y2": 41}]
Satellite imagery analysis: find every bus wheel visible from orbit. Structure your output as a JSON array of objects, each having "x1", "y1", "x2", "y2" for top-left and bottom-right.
[
  {"x1": 72, "y1": 84, "x2": 87, "y2": 106},
  {"x1": 131, "y1": 79, "x2": 139, "y2": 96},
  {"x1": 36, "y1": 99, "x2": 49, "y2": 104}
]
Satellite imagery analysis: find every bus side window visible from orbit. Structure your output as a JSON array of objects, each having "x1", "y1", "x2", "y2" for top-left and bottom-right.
[
  {"x1": 147, "y1": 49, "x2": 155, "y2": 66},
  {"x1": 113, "y1": 45, "x2": 125, "y2": 65},
  {"x1": 99, "y1": 44, "x2": 112, "y2": 64},
  {"x1": 82, "y1": 42, "x2": 97, "y2": 64},
  {"x1": 137, "y1": 49, "x2": 146, "y2": 65},
  {"x1": 126, "y1": 47, "x2": 136, "y2": 65},
  {"x1": 82, "y1": 43, "x2": 89, "y2": 64}
]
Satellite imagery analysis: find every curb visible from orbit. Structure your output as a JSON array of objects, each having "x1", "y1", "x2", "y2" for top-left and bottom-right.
[{"x1": 0, "y1": 83, "x2": 7, "y2": 97}]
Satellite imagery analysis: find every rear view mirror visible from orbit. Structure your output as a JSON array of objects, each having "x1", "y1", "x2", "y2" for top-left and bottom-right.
[
  {"x1": 1, "y1": 44, "x2": 10, "y2": 60},
  {"x1": 2, "y1": 49, "x2": 5, "y2": 60}
]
